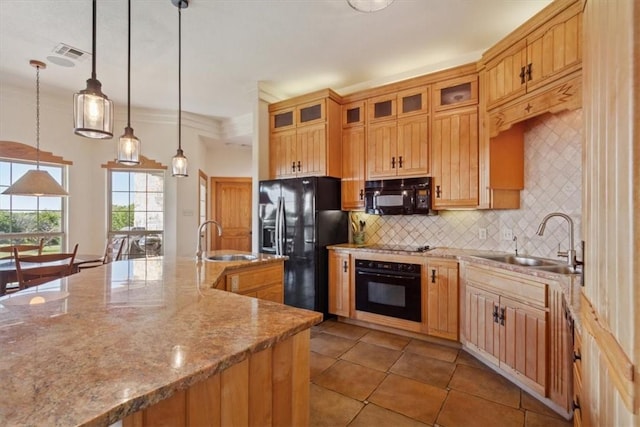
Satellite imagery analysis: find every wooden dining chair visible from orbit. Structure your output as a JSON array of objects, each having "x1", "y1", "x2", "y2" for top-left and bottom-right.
[
  {"x1": 0, "y1": 238, "x2": 45, "y2": 260},
  {"x1": 77, "y1": 238, "x2": 125, "y2": 271},
  {"x1": 13, "y1": 243, "x2": 79, "y2": 291}
]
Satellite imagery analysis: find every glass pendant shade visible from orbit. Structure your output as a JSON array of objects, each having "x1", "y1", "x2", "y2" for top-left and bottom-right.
[
  {"x1": 172, "y1": 148, "x2": 188, "y2": 177},
  {"x1": 74, "y1": 78, "x2": 114, "y2": 139},
  {"x1": 2, "y1": 170, "x2": 67, "y2": 197},
  {"x1": 347, "y1": 0, "x2": 394, "y2": 12},
  {"x1": 117, "y1": 126, "x2": 141, "y2": 165}
]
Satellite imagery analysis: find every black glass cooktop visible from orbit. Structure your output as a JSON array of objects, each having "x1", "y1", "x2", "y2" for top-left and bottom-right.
[{"x1": 365, "y1": 244, "x2": 434, "y2": 253}]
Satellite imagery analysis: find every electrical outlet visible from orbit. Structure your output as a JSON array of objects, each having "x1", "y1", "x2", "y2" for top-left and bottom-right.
[
  {"x1": 478, "y1": 228, "x2": 487, "y2": 240},
  {"x1": 502, "y1": 228, "x2": 513, "y2": 241}
]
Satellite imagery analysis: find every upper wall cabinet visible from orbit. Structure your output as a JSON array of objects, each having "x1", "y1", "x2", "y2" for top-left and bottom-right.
[
  {"x1": 341, "y1": 101, "x2": 367, "y2": 210},
  {"x1": 269, "y1": 89, "x2": 342, "y2": 179},
  {"x1": 482, "y1": 0, "x2": 583, "y2": 111},
  {"x1": 367, "y1": 86, "x2": 430, "y2": 123},
  {"x1": 433, "y1": 75, "x2": 479, "y2": 113}
]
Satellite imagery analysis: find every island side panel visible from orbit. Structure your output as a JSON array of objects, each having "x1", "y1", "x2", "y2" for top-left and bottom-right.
[{"x1": 122, "y1": 328, "x2": 311, "y2": 426}]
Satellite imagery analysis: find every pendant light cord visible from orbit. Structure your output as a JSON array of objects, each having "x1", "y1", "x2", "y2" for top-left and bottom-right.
[
  {"x1": 35, "y1": 64, "x2": 41, "y2": 170},
  {"x1": 127, "y1": 0, "x2": 131, "y2": 127},
  {"x1": 178, "y1": 4, "x2": 182, "y2": 151},
  {"x1": 91, "y1": 0, "x2": 97, "y2": 81}
]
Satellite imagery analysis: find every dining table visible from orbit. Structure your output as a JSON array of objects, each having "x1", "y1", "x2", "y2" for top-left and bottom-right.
[{"x1": 0, "y1": 255, "x2": 102, "y2": 295}]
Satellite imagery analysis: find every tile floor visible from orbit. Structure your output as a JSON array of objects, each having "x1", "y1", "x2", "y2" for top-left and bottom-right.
[{"x1": 310, "y1": 319, "x2": 573, "y2": 427}]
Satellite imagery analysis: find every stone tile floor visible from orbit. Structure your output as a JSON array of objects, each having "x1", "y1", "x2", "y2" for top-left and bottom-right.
[{"x1": 310, "y1": 319, "x2": 573, "y2": 427}]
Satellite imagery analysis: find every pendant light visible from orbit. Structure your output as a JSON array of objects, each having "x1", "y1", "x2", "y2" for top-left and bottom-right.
[
  {"x1": 347, "y1": 0, "x2": 395, "y2": 12},
  {"x1": 117, "y1": 0, "x2": 141, "y2": 165},
  {"x1": 171, "y1": 0, "x2": 188, "y2": 177},
  {"x1": 73, "y1": 0, "x2": 114, "y2": 139},
  {"x1": 2, "y1": 61, "x2": 68, "y2": 197}
]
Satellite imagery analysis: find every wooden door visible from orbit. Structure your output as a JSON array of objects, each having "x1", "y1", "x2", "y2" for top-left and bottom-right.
[
  {"x1": 464, "y1": 284, "x2": 500, "y2": 365},
  {"x1": 270, "y1": 129, "x2": 297, "y2": 179},
  {"x1": 328, "y1": 251, "x2": 350, "y2": 317},
  {"x1": 296, "y1": 123, "x2": 326, "y2": 177},
  {"x1": 396, "y1": 114, "x2": 429, "y2": 177},
  {"x1": 397, "y1": 86, "x2": 430, "y2": 118},
  {"x1": 426, "y1": 260, "x2": 459, "y2": 340},
  {"x1": 366, "y1": 120, "x2": 398, "y2": 179},
  {"x1": 525, "y1": 5, "x2": 582, "y2": 94},
  {"x1": 431, "y1": 107, "x2": 479, "y2": 209},
  {"x1": 499, "y1": 295, "x2": 547, "y2": 394},
  {"x1": 341, "y1": 126, "x2": 366, "y2": 210},
  {"x1": 484, "y1": 39, "x2": 528, "y2": 110},
  {"x1": 211, "y1": 177, "x2": 252, "y2": 251}
]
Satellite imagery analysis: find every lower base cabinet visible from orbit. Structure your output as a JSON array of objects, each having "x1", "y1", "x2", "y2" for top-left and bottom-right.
[
  {"x1": 426, "y1": 259, "x2": 459, "y2": 340},
  {"x1": 122, "y1": 329, "x2": 310, "y2": 427},
  {"x1": 328, "y1": 249, "x2": 459, "y2": 342},
  {"x1": 222, "y1": 262, "x2": 284, "y2": 303}
]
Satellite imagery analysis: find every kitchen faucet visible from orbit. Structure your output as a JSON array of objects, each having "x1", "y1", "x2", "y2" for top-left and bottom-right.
[
  {"x1": 196, "y1": 220, "x2": 223, "y2": 261},
  {"x1": 535, "y1": 212, "x2": 581, "y2": 270}
]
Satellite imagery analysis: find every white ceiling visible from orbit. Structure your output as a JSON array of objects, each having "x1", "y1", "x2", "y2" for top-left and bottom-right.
[{"x1": 0, "y1": 0, "x2": 552, "y2": 125}]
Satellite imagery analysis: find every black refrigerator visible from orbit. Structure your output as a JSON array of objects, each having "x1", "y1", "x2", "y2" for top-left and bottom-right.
[{"x1": 259, "y1": 177, "x2": 348, "y2": 315}]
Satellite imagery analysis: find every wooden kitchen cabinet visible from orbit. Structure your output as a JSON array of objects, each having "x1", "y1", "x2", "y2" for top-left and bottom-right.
[
  {"x1": 483, "y1": 0, "x2": 583, "y2": 110},
  {"x1": 367, "y1": 85, "x2": 429, "y2": 123},
  {"x1": 433, "y1": 74, "x2": 478, "y2": 113},
  {"x1": 328, "y1": 250, "x2": 351, "y2": 317},
  {"x1": 341, "y1": 124, "x2": 366, "y2": 210},
  {"x1": 426, "y1": 259, "x2": 459, "y2": 340},
  {"x1": 224, "y1": 262, "x2": 284, "y2": 303},
  {"x1": 367, "y1": 114, "x2": 429, "y2": 179},
  {"x1": 464, "y1": 264, "x2": 548, "y2": 395},
  {"x1": 269, "y1": 89, "x2": 342, "y2": 179},
  {"x1": 431, "y1": 106, "x2": 479, "y2": 209}
]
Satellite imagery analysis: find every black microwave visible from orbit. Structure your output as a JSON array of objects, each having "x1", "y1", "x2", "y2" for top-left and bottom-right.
[{"x1": 364, "y1": 177, "x2": 436, "y2": 215}]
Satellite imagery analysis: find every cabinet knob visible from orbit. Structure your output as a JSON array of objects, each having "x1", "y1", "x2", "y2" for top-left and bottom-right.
[
  {"x1": 343, "y1": 260, "x2": 348, "y2": 273},
  {"x1": 573, "y1": 351, "x2": 581, "y2": 362},
  {"x1": 297, "y1": 161, "x2": 301, "y2": 172},
  {"x1": 359, "y1": 189, "x2": 364, "y2": 200},
  {"x1": 519, "y1": 66, "x2": 526, "y2": 84},
  {"x1": 398, "y1": 156, "x2": 403, "y2": 168},
  {"x1": 526, "y1": 63, "x2": 533, "y2": 81},
  {"x1": 572, "y1": 398, "x2": 581, "y2": 411},
  {"x1": 436, "y1": 185, "x2": 442, "y2": 198},
  {"x1": 499, "y1": 307, "x2": 506, "y2": 326},
  {"x1": 430, "y1": 269, "x2": 436, "y2": 283},
  {"x1": 492, "y1": 305, "x2": 500, "y2": 323},
  {"x1": 291, "y1": 162, "x2": 296, "y2": 172},
  {"x1": 391, "y1": 157, "x2": 396, "y2": 168}
]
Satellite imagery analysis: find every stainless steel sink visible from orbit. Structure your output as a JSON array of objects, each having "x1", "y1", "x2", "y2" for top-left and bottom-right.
[
  {"x1": 534, "y1": 264, "x2": 579, "y2": 274},
  {"x1": 206, "y1": 254, "x2": 257, "y2": 262},
  {"x1": 474, "y1": 254, "x2": 579, "y2": 275},
  {"x1": 477, "y1": 254, "x2": 561, "y2": 267}
]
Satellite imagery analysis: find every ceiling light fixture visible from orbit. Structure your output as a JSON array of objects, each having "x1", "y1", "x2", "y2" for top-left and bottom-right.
[
  {"x1": 171, "y1": 0, "x2": 188, "y2": 177},
  {"x1": 3, "y1": 61, "x2": 68, "y2": 197},
  {"x1": 73, "y1": 0, "x2": 114, "y2": 139},
  {"x1": 117, "y1": 0, "x2": 141, "y2": 165},
  {"x1": 347, "y1": 0, "x2": 395, "y2": 13}
]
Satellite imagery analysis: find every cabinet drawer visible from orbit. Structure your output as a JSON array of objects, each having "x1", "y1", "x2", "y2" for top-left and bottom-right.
[
  {"x1": 465, "y1": 264, "x2": 547, "y2": 308},
  {"x1": 226, "y1": 264, "x2": 283, "y2": 294}
]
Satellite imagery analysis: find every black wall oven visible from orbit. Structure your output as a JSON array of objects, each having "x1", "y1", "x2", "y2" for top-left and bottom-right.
[{"x1": 354, "y1": 259, "x2": 422, "y2": 322}]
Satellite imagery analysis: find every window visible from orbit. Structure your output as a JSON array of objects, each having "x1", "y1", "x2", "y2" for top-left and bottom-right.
[
  {"x1": 108, "y1": 170, "x2": 164, "y2": 259},
  {"x1": 0, "y1": 159, "x2": 66, "y2": 251}
]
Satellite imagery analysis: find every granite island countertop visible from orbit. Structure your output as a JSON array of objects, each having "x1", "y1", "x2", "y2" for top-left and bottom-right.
[{"x1": 0, "y1": 254, "x2": 319, "y2": 427}]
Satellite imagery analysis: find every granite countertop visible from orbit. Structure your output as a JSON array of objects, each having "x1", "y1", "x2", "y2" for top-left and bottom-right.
[
  {"x1": 0, "y1": 254, "x2": 319, "y2": 427},
  {"x1": 328, "y1": 243, "x2": 583, "y2": 331}
]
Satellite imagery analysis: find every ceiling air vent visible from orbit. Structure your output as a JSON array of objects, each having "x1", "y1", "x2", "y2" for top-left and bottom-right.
[{"x1": 52, "y1": 43, "x2": 90, "y2": 62}]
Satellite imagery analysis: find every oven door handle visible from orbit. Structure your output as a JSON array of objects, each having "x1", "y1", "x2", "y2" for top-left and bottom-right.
[{"x1": 355, "y1": 270, "x2": 420, "y2": 280}]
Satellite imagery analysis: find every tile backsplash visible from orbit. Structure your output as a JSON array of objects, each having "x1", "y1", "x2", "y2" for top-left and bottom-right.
[{"x1": 353, "y1": 109, "x2": 583, "y2": 260}]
